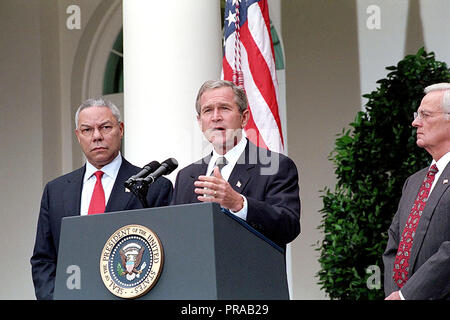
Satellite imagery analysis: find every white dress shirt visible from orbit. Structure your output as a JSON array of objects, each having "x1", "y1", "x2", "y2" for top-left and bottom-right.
[
  {"x1": 80, "y1": 153, "x2": 122, "y2": 216},
  {"x1": 206, "y1": 136, "x2": 248, "y2": 221},
  {"x1": 429, "y1": 151, "x2": 450, "y2": 194}
]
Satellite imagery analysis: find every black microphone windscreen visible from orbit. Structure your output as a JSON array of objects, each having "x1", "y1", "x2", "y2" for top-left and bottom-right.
[
  {"x1": 161, "y1": 158, "x2": 178, "y2": 173},
  {"x1": 124, "y1": 160, "x2": 161, "y2": 187},
  {"x1": 145, "y1": 161, "x2": 161, "y2": 172}
]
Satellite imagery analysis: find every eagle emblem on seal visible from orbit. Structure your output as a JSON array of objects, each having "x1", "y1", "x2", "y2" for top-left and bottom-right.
[
  {"x1": 118, "y1": 243, "x2": 146, "y2": 281},
  {"x1": 100, "y1": 225, "x2": 164, "y2": 299}
]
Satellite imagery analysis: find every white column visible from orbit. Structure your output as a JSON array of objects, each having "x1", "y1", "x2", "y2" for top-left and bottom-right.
[
  {"x1": 357, "y1": 0, "x2": 409, "y2": 109},
  {"x1": 123, "y1": 0, "x2": 222, "y2": 180},
  {"x1": 268, "y1": 0, "x2": 295, "y2": 298},
  {"x1": 420, "y1": 0, "x2": 450, "y2": 64}
]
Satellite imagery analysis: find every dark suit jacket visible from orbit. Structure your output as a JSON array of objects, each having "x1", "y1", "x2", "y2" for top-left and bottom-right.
[
  {"x1": 383, "y1": 163, "x2": 450, "y2": 300},
  {"x1": 171, "y1": 140, "x2": 301, "y2": 250},
  {"x1": 30, "y1": 157, "x2": 173, "y2": 300}
]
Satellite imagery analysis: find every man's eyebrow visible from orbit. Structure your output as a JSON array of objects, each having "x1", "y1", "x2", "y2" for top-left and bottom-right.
[
  {"x1": 100, "y1": 120, "x2": 115, "y2": 125},
  {"x1": 201, "y1": 102, "x2": 232, "y2": 109},
  {"x1": 79, "y1": 120, "x2": 115, "y2": 127}
]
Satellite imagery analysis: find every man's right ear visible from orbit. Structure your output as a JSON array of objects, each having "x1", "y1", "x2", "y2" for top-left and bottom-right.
[{"x1": 74, "y1": 129, "x2": 81, "y2": 144}]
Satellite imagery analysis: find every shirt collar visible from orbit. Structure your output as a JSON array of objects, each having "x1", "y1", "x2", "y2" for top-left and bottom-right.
[
  {"x1": 431, "y1": 151, "x2": 450, "y2": 173},
  {"x1": 211, "y1": 135, "x2": 247, "y2": 166},
  {"x1": 84, "y1": 152, "x2": 122, "y2": 182}
]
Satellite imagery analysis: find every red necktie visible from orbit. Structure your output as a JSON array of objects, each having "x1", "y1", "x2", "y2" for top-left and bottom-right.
[
  {"x1": 88, "y1": 170, "x2": 105, "y2": 215},
  {"x1": 393, "y1": 164, "x2": 438, "y2": 288}
]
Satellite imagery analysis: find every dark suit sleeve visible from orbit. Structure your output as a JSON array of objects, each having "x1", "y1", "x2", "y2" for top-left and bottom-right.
[
  {"x1": 383, "y1": 174, "x2": 450, "y2": 300},
  {"x1": 383, "y1": 177, "x2": 410, "y2": 297},
  {"x1": 245, "y1": 156, "x2": 301, "y2": 247},
  {"x1": 401, "y1": 241, "x2": 450, "y2": 300},
  {"x1": 30, "y1": 183, "x2": 57, "y2": 300},
  {"x1": 146, "y1": 176, "x2": 173, "y2": 207},
  {"x1": 171, "y1": 169, "x2": 190, "y2": 205},
  {"x1": 170, "y1": 171, "x2": 181, "y2": 205},
  {"x1": 401, "y1": 179, "x2": 450, "y2": 300},
  {"x1": 382, "y1": 205, "x2": 401, "y2": 296}
]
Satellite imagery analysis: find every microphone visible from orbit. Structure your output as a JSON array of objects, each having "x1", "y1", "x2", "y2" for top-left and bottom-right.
[
  {"x1": 124, "y1": 160, "x2": 161, "y2": 188},
  {"x1": 143, "y1": 158, "x2": 178, "y2": 184}
]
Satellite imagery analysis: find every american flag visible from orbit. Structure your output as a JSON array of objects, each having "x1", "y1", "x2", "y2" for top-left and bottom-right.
[{"x1": 222, "y1": 0, "x2": 284, "y2": 153}]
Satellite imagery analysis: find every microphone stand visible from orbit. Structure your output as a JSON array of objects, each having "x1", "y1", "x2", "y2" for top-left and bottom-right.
[
  {"x1": 125, "y1": 179, "x2": 149, "y2": 208},
  {"x1": 124, "y1": 158, "x2": 178, "y2": 208}
]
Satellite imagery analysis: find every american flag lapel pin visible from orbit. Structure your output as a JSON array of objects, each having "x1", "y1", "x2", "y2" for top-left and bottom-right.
[{"x1": 236, "y1": 181, "x2": 242, "y2": 188}]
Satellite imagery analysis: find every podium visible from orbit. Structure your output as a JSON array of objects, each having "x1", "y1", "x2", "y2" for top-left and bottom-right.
[{"x1": 54, "y1": 202, "x2": 289, "y2": 300}]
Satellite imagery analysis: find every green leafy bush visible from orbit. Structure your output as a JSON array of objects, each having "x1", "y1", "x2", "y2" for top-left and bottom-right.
[{"x1": 316, "y1": 48, "x2": 450, "y2": 300}]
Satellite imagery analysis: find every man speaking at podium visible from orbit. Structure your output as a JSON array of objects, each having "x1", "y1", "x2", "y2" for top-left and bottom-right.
[
  {"x1": 30, "y1": 98, "x2": 173, "y2": 300},
  {"x1": 172, "y1": 80, "x2": 301, "y2": 250}
]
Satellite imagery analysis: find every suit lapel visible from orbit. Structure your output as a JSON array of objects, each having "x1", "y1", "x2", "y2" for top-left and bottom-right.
[
  {"x1": 105, "y1": 159, "x2": 135, "y2": 212},
  {"x1": 228, "y1": 139, "x2": 258, "y2": 193},
  {"x1": 190, "y1": 155, "x2": 211, "y2": 180},
  {"x1": 228, "y1": 141, "x2": 254, "y2": 193},
  {"x1": 186, "y1": 156, "x2": 210, "y2": 202},
  {"x1": 410, "y1": 162, "x2": 450, "y2": 272},
  {"x1": 63, "y1": 166, "x2": 85, "y2": 217},
  {"x1": 228, "y1": 165, "x2": 252, "y2": 193}
]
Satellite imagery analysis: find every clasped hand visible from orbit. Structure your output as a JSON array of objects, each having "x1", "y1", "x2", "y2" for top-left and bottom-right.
[{"x1": 194, "y1": 166, "x2": 244, "y2": 212}]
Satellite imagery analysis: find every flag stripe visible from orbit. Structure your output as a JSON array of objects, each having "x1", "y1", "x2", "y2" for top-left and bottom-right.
[
  {"x1": 257, "y1": 0, "x2": 276, "y2": 60},
  {"x1": 245, "y1": 106, "x2": 269, "y2": 150},
  {"x1": 247, "y1": 3, "x2": 279, "y2": 103},
  {"x1": 240, "y1": 22, "x2": 283, "y2": 140},
  {"x1": 222, "y1": 56, "x2": 234, "y2": 80},
  {"x1": 222, "y1": 0, "x2": 284, "y2": 153},
  {"x1": 223, "y1": 44, "x2": 270, "y2": 150},
  {"x1": 225, "y1": 32, "x2": 282, "y2": 151}
]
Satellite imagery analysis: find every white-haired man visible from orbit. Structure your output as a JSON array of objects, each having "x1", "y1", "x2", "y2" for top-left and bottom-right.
[{"x1": 383, "y1": 83, "x2": 450, "y2": 300}]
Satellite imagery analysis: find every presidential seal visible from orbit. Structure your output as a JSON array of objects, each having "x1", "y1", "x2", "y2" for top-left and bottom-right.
[{"x1": 100, "y1": 224, "x2": 164, "y2": 299}]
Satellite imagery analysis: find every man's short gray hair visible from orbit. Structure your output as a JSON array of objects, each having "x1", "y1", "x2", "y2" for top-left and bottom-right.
[
  {"x1": 195, "y1": 80, "x2": 248, "y2": 114},
  {"x1": 75, "y1": 98, "x2": 122, "y2": 128},
  {"x1": 424, "y1": 83, "x2": 450, "y2": 119}
]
